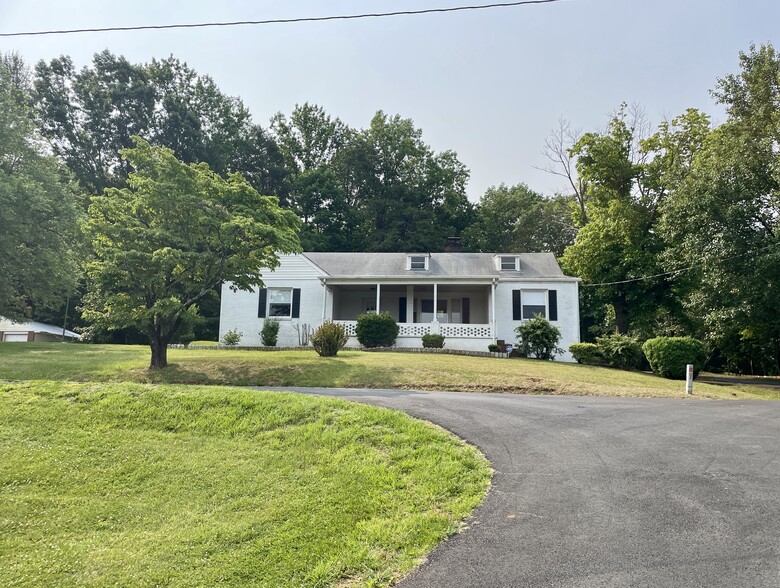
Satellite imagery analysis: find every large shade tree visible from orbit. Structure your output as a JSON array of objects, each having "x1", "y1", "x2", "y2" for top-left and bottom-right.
[
  {"x1": 33, "y1": 51, "x2": 286, "y2": 196},
  {"x1": 0, "y1": 54, "x2": 83, "y2": 321},
  {"x1": 660, "y1": 43, "x2": 780, "y2": 373},
  {"x1": 82, "y1": 138, "x2": 300, "y2": 368}
]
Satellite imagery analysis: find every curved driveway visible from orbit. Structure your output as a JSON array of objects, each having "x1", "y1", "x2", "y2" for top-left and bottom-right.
[{"x1": 268, "y1": 388, "x2": 780, "y2": 587}]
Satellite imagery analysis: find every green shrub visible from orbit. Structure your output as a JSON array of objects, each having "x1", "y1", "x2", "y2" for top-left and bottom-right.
[
  {"x1": 260, "y1": 319, "x2": 281, "y2": 346},
  {"x1": 421, "y1": 334, "x2": 445, "y2": 349},
  {"x1": 569, "y1": 342, "x2": 604, "y2": 365},
  {"x1": 642, "y1": 336, "x2": 707, "y2": 379},
  {"x1": 355, "y1": 312, "x2": 399, "y2": 348},
  {"x1": 311, "y1": 321, "x2": 349, "y2": 357},
  {"x1": 595, "y1": 334, "x2": 644, "y2": 370},
  {"x1": 487, "y1": 344, "x2": 501, "y2": 352},
  {"x1": 221, "y1": 329, "x2": 242, "y2": 346},
  {"x1": 515, "y1": 314, "x2": 563, "y2": 360}
]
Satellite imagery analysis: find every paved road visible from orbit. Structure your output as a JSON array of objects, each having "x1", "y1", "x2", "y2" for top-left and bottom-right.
[{"x1": 266, "y1": 388, "x2": 780, "y2": 587}]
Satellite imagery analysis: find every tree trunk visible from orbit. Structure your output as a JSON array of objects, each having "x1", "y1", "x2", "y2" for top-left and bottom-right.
[
  {"x1": 149, "y1": 336, "x2": 169, "y2": 369},
  {"x1": 613, "y1": 293, "x2": 629, "y2": 335}
]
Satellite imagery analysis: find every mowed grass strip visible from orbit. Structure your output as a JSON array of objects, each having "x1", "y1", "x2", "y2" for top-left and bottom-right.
[
  {"x1": 0, "y1": 381, "x2": 491, "y2": 587},
  {"x1": 1, "y1": 343, "x2": 778, "y2": 399}
]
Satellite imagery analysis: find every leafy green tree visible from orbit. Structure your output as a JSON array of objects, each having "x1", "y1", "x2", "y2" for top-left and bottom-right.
[
  {"x1": 463, "y1": 183, "x2": 575, "y2": 255},
  {"x1": 33, "y1": 51, "x2": 285, "y2": 196},
  {"x1": 560, "y1": 105, "x2": 710, "y2": 336},
  {"x1": 342, "y1": 111, "x2": 473, "y2": 252},
  {"x1": 81, "y1": 138, "x2": 300, "y2": 368},
  {"x1": 0, "y1": 56, "x2": 83, "y2": 321},
  {"x1": 660, "y1": 44, "x2": 780, "y2": 373},
  {"x1": 271, "y1": 104, "x2": 355, "y2": 250}
]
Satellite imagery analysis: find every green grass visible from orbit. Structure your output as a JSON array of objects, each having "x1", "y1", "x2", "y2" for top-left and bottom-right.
[
  {"x1": 0, "y1": 381, "x2": 491, "y2": 587},
  {"x1": 1, "y1": 343, "x2": 778, "y2": 400}
]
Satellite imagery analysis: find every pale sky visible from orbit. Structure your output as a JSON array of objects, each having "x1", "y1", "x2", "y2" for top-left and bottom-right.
[{"x1": 2, "y1": 0, "x2": 779, "y2": 201}]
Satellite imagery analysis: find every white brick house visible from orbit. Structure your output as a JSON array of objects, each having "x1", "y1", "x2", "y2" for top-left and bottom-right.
[{"x1": 219, "y1": 252, "x2": 581, "y2": 361}]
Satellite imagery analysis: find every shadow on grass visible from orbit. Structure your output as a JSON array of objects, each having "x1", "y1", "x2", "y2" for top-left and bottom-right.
[{"x1": 136, "y1": 355, "x2": 393, "y2": 389}]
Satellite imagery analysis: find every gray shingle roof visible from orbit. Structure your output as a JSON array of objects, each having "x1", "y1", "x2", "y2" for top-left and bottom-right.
[{"x1": 303, "y1": 252, "x2": 567, "y2": 278}]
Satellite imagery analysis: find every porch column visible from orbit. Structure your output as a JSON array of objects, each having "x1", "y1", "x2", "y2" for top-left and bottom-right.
[
  {"x1": 433, "y1": 283, "x2": 438, "y2": 323},
  {"x1": 491, "y1": 280, "x2": 497, "y2": 340},
  {"x1": 376, "y1": 283, "x2": 381, "y2": 314},
  {"x1": 406, "y1": 285, "x2": 414, "y2": 324}
]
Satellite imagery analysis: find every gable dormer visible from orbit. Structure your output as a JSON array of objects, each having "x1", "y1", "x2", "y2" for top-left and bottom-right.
[
  {"x1": 497, "y1": 255, "x2": 521, "y2": 272},
  {"x1": 407, "y1": 254, "x2": 430, "y2": 271}
]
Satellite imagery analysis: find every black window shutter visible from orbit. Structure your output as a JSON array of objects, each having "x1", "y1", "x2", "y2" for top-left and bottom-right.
[
  {"x1": 292, "y1": 288, "x2": 301, "y2": 318},
  {"x1": 462, "y1": 297, "x2": 470, "y2": 324},
  {"x1": 258, "y1": 288, "x2": 267, "y2": 318},
  {"x1": 548, "y1": 290, "x2": 558, "y2": 321},
  {"x1": 399, "y1": 297, "x2": 407, "y2": 323},
  {"x1": 512, "y1": 290, "x2": 522, "y2": 320}
]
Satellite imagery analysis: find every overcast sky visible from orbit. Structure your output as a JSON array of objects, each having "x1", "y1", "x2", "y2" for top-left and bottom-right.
[{"x1": 2, "y1": 0, "x2": 779, "y2": 201}]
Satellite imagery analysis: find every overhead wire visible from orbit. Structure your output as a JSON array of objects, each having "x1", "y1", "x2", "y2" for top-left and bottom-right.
[
  {"x1": 0, "y1": 0, "x2": 566, "y2": 38},
  {"x1": 581, "y1": 241, "x2": 780, "y2": 287}
]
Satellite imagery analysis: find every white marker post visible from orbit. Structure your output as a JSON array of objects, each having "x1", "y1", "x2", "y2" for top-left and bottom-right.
[{"x1": 685, "y1": 364, "x2": 694, "y2": 395}]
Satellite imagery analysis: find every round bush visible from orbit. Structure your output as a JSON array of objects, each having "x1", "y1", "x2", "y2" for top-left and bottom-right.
[
  {"x1": 311, "y1": 321, "x2": 348, "y2": 357},
  {"x1": 515, "y1": 315, "x2": 563, "y2": 360},
  {"x1": 355, "y1": 312, "x2": 399, "y2": 348},
  {"x1": 642, "y1": 336, "x2": 707, "y2": 379},
  {"x1": 421, "y1": 334, "x2": 445, "y2": 349},
  {"x1": 569, "y1": 342, "x2": 604, "y2": 365}
]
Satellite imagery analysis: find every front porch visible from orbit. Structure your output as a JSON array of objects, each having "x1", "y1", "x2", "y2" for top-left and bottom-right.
[{"x1": 327, "y1": 283, "x2": 496, "y2": 351}]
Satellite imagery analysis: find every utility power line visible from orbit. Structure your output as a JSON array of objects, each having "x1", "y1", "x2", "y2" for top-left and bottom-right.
[
  {"x1": 581, "y1": 242, "x2": 780, "y2": 287},
  {"x1": 0, "y1": 0, "x2": 565, "y2": 38}
]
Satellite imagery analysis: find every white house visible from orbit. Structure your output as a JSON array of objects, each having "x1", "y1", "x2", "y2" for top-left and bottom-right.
[
  {"x1": 219, "y1": 252, "x2": 581, "y2": 361},
  {"x1": 0, "y1": 318, "x2": 81, "y2": 342}
]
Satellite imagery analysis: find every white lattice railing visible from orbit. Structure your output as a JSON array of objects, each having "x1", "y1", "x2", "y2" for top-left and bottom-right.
[
  {"x1": 398, "y1": 323, "x2": 431, "y2": 337},
  {"x1": 334, "y1": 321, "x2": 492, "y2": 339},
  {"x1": 439, "y1": 324, "x2": 492, "y2": 338},
  {"x1": 336, "y1": 320, "x2": 358, "y2": 337}
]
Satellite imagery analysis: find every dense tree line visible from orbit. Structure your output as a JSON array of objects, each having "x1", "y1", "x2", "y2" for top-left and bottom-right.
[{"x1": 1, "y1": 45, "x2": 778, "y2": 373}]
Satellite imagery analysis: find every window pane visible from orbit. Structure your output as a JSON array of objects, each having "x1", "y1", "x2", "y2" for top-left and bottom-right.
[
  {"x1": 501, "y1": 257, "x2": 516, "y2": 270},
  {"x1": 523, "y1": 290, "x2": 546, "y2": 305},
  {"x1": 269, "y1": 289, "x2": 292, "y2": 303},
  {"x1": 269, "y1": 303, "x2": 292, "y2": 317},
  {"x1": 522, "y1": 305, "x2": 546, "y2": 319}
]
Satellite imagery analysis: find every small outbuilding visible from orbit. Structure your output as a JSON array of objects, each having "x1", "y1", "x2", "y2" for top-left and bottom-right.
[{"x1": 0, "y1": 318, "x2": 81, "y2": 342}]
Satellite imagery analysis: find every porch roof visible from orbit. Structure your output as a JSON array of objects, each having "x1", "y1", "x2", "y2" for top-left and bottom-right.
[{"x1": 304, "y1": 252, "x2": 568, "y2": 279}]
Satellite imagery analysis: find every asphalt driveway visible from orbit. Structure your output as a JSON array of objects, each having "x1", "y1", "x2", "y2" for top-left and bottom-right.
[{"x1": 266, "y1": 388, "x2": 780, "y2": 587}]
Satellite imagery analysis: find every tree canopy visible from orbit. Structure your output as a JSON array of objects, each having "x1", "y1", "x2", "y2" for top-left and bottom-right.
[
  {"x1": 0, "y1": 55, "x2": 83, "y2": 322},
  {"x1": 81, "y1": 138, "x2": 300, "y2": 368}
]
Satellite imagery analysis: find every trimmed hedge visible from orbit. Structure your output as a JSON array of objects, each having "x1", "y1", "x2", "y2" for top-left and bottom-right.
[
  {"x1": 569, "y1": 342, "x2": 604, "y2": 365},
  {"x1": 311, "y1": 321, "x2": 348, "y2": 357},
  {"x1": 642, "y1": 336, "x2": 707, "y2": 379},
  {"x1": 421, "y1": 334, "x2": 445, "y2": 349},
  {"x1": 355, "y1": 312, "x2": 399, "y2": 348},
  {"x1": 596, "y1": 334, "x2": 644, "y2": 370}
]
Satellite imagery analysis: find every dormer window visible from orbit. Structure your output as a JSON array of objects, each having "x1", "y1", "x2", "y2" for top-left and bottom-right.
[
  {"x1": 408, "y1": 255, "x2": 429, "y2": 271},
  {"x1": 500, "y1": 256, "x2": 519, "y2": 271}
]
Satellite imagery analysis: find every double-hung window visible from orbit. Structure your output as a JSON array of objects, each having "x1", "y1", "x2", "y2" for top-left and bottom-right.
[
  {"x1": 268, "y1": 288, "x2": 293, "y2": 317},
  {"x1": 512, "y1": 289, "x2": 558, "y2": 321},
  {"x1": 258, "y1": 288, "x2": 300, "y2": 319}
]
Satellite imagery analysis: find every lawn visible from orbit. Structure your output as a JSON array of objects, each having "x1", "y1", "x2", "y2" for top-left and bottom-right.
[
  {"x1": 1, "y1": 343, "x2": 778, "y2": 400},
  {"x1": 0, "y1": 381, "x2": 491, "y2": 587}
]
